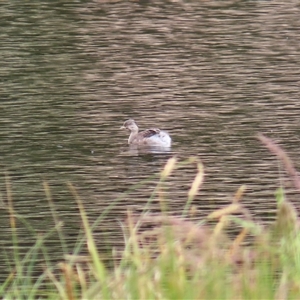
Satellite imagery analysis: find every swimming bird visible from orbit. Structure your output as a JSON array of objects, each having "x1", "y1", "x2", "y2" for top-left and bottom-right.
[{"x1": 120, "y1": 119, "x2": 171, "y2": 148}]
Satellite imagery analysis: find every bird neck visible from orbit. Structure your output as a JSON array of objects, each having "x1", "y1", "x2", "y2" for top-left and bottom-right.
[{"x1": 128, "y1": 129, "x2": 139, "y2": 144}]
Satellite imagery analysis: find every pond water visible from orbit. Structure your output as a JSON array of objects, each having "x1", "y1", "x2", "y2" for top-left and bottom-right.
[{"x1": 1, "y1": 0, "x2": 300, "y2": 275}]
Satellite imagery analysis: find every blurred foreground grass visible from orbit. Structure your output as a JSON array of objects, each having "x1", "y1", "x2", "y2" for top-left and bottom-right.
[{"x1": 2, "y1": 135, "x2": 300, "y2": 300}]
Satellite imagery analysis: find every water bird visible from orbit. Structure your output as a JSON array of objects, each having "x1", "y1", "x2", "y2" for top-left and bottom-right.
[{"x1": 120, "y1": 119, "x2": 171, "y2": 148}]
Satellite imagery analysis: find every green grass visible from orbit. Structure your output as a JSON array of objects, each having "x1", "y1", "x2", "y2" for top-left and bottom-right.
[{"x1": 2, "y1": 148, "x2": 300, "y2": 299}]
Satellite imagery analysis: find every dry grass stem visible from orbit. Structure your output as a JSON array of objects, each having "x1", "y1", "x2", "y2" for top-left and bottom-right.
[
  {"x1": 188, "y1": 161, "x2": 204, "y2": 199},
  {"x1": 207, "y1": 203, "x2": 241, "y2": 219},
  {"x1": 160, "y1": 156, "x2": 177, "y2": 179},
  {"x1": 232, "y1": 185, "x2": 246, "y2": 203},
  {"x1": 258, "y1": 134, "x2": 300, "y2": 190}
]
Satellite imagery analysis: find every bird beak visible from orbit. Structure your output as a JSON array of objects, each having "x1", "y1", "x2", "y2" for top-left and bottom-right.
[{"x1": 120, "y1": 126, "x2": 125, "y2": 130}]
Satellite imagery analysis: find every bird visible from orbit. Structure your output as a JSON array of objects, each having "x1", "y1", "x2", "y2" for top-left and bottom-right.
[{"x1": 120, "y1": 119, "x2": 171, "y2": 148}]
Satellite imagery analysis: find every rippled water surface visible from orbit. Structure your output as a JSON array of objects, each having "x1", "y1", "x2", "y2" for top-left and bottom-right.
[{"x1": 1, "y1": 0, "x2": 300, "y2": 272}]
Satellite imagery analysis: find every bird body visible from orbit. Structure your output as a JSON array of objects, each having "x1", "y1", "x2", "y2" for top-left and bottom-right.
[{"x1": 121, "y1": 119, "x2": 171, "y2": 148}]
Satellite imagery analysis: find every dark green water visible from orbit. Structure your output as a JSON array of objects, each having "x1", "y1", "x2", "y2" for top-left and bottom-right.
[{"x1": 1, "y1": 0, "x2": 300, "y2": 277}]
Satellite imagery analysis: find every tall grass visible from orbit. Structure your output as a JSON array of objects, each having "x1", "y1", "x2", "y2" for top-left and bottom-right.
[{"x1": 1, "y1": 135, "x2": 300, "y2": 299}]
